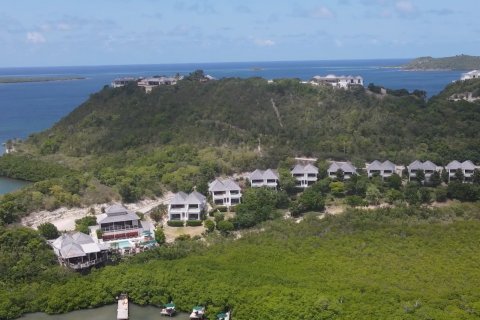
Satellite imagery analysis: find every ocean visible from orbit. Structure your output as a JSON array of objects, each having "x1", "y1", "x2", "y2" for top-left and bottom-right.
[{"x1": 0, "y1": 59, "x2": 463, "y2": 193}]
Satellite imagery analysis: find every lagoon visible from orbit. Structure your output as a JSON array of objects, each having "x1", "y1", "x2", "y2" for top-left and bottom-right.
[
  {"x1": 20, "y1": 304, "x2": 190, "y2": 320},
  {"x1": 0, "y1": 176, "x2": 30, "y2": 195}
]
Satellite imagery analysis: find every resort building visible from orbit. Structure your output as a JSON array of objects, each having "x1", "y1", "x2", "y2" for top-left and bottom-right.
[
  {"x1": 208, "y1": 178, "x2": 242, "y2": 207},
  {"x1": 461, "y1": 70, "x2": 480, "y2": 81},
  {"x1": 291, "y1": 163, "x2": 319, "y2": 188},
  {"x1": 168, "y1": 191, "x2": 207, "y2": 221},
  {"x1": 366, "y1": 160, "x2": 397, "y2": 179},
  {"x1": 137, "y1": 76, "x2": 181, "y2": 93},
  {"x1": 327, "y1": 161, "x2": 357, "y2": 180},
  {"x1": 407, "y1": 160, "x2": 442, "y2": 181},
  {"x1": 96, "y1": 205, "x2": 143, "y2": 241},
  {"x1": 51, "y1": 232, "x2": 109, "y2": 270},
  {"x1": 446, "y1": 160, "x2": 477, "y2": 182},
  {"x1": 111, "y1": 77, "x2": 137, "y2": 88},
  {"x1": 310, "y1": 75, "x2": 363, "y2": 89},
  {"x1": 248, "y1": 169, "x2": 280, "y2": 188}
]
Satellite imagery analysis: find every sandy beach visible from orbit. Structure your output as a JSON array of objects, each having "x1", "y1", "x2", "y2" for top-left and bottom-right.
[{"x1": 22, "y1": 192, "x2": 173, "y2": 232}]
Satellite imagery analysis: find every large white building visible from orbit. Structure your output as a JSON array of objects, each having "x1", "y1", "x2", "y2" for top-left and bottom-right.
[
  {"x1": 248, "y1": 169, "x2": 280, "y2": 188},
  {"x1": 327, "y1": 161, "x2": 357, "y2": 180},
  {"x1": 291, "y1": 164, "x2": 318, "y2": 188},
  {"x1": 310, "y1": 75, "x2": 363, "y2": 89},
  {"x1": 366, "y1": 160, "x2": 398, "y2": 179},
  {"x1": 407, "y1": 160, "x2": 442, "y2": 182},
  {"x1": 168, "y1": 191, "x2": 207, "y2": 221},
  {"x1": 460, "y1": 70, "x2": 480, "y2": 81},
  {"x1": 446, "y1": 160, "x2": 477, "y2": 182},
  {"x1": 208, "y1": 178, "x2": 242, "y2": 207},
  {"x1": 137, "y1": 76, "x2": 181, "y2": 93}
]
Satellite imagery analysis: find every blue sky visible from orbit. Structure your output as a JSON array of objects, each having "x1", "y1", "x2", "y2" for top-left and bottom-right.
[{"x1": 0, "y1": 0, "x2": 479, "y2": 67}]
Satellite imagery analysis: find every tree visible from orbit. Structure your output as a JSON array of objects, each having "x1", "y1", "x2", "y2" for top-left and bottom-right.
[
  {"x1": 217, "y1": 220, "x2": 234, "y2": 235},
  {"x1": 386, "y1": 189, "x2": 403, "y2": 204},
  {"x1": 366, "y1": 185, "x2": 381, "y2": 205},
  {"x1": 404, "y1": 183, "x2": 420, "y2": 205},
  {"x1": 419, "y1": 188, "x2": 432, "y2": 204},
  {"x1": 150, "y1": 204, "x2": 168, "y2": 224},
  {"x1": 385, "y1": 173, "x2": 402, "y2": 190},
  {"x1": 329, "y1": 181, "x2": 345, "y2": 197},
  {"x1": 441, "y1": 170, "x2": 449, "y2": 184},
  {"x1": 345, "y1": 195, "x2": 367, "y2": 207},
  {"x1": 204, "y1": 219, "x2": 215, "y2": 232},
  {"x1": 154, "y1": 227, "x2": 166, "y2": 245},
  {"x1": 415, "y1": 170, "x2": 425, "y2": 184},
  {"x1": 429, "y1": 171, "x2": 442, "y2": 187},
  {"x1": 279, "y1": 169, "x2": 298, "y2": 195},
  {"x1": 473, "y1": 169, "x2": 480, "y2": 185},
  {"x1": 454, "y1": 169, "x2": 464, "y2": 182},
  {"x1": 299, "y1": 188, "x2": 325, "y2": 211},
  {"x1": 335, "y1": 169, "x2": 345, "y2": 181},
  {"x1": 37, "y1": 222, "x2": 59, "y2": 240}
]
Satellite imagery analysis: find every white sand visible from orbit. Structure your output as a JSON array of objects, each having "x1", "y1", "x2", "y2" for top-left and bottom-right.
[{"x1": 22, "y1": 192, "x2": 173, "y2": 232}]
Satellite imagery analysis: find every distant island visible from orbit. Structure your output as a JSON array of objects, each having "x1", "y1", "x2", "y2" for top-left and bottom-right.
[
  {"x1": 0, "y1": 76, "x2": 85, "y2": 84},
  {"x1": 402, "y1": 54, "x2": 480, "y2": 71}
]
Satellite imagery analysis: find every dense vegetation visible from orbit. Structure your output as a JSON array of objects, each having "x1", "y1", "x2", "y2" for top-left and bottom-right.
[
  {"x1": 2, "y1": 204, "x2": 480, "y2": 319},
  {"x1": 402, "y1": 54, "x2": 480, "y2": 70},
  {"x1": 2, "y1": 76, "x2": 480, "y2": 222}
]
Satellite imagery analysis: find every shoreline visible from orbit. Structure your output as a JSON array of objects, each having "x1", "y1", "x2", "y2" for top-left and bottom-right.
[{"x1": 0, "y1": 76, "x2": 86, "y2": 84}]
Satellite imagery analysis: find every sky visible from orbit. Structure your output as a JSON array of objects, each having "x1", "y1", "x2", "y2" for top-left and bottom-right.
[{"x1": 0, "y1": 0, "x2": 479, "y2": 67}]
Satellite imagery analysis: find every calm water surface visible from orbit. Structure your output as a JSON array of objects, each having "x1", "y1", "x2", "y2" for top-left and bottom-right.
[
  {"x1": 20, "y1": 304, "x2": 190, "y2": 320},
  {"x1": 0, "y1": 176, "x2": 30, "y2": 195}
]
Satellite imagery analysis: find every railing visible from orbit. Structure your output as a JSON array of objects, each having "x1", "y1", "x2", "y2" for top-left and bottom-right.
[
  {"x1": 102, "y1": 225, "x2": 141, "y2": 233},
  {"x1": 65, "y1": 257, "x2": 107, "y2": 270}
]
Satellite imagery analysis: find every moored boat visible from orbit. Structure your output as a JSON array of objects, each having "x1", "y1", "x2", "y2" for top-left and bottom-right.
[
  {"x1": 217, "y1": 311, "x2": 230, "y2": 320},
  {"x1": 117, "y1": 293, "x2": 129, "y2": 320},
  {"x1": 189, "y1": 306, "x2": 206, "y2": 319},
  {"x1": 160, "y1": 302, "x2": 176, "y2": 317}
]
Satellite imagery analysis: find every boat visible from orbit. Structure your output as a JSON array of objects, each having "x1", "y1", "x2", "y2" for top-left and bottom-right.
[
  {"x1": 217, "y1": 311, "x2": 230, "y2": 320},
  {"x1": 160, "y1": 302, "x2": 176, "y2": 317},
  {"x1": 117, "y1": 293, "x2": 129, "y2": 320},
  {"x1": 189, "y1": 305, "x2": 206, "y2": 319}
]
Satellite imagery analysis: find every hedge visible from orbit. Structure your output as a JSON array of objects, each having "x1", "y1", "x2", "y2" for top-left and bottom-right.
[
  {"x1": 167, "y1": 220, "x2": 185, "y2": 227},
  {"x1": 186, "y1": 220, "x2": 203, "y2": 227}
]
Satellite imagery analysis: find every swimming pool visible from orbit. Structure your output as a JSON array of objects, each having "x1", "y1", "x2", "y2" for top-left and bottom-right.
[{"x1": 114, "y1": 240, "x2": 133, "y2": 249}]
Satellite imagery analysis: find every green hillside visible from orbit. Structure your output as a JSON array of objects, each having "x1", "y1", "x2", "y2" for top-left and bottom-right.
[{"x1": 403, "y1": 54, "x2": 480, "y2": 70}]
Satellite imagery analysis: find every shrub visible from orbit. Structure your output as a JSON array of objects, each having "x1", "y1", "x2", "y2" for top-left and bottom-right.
[
  {"x1": 74, "y1": 216, "x2": 97, "y2": 234},
  {"x1": 345, "y1": 195, "x2": 367, "y2": 207},
  {"x1": 435, "y1": 187, "x2": 448, "y2": 202},
  {"x1": 214, "y1": 212, "x2": 225, "y2": 223},
  {"x1": 204, "y1": 219, "x2": 215, "y2": 232},
  {"x1": 217, "y1": 220, "x2": 234, "y2": 235},
  {"x1": 216, "y1": 206, "x2": 228, "y2": 212},
  {"x1": 37, "y1": 222, "x2": 59, "y2": 239},
  {"x1": 175, "y1": 234, "x2": 191, "y2": 241},
  {"x1": 155, "y1": 227, "x2": 166, "y2": 245},
  {"x1": 167, "y1": 220, "x2": 184, "y2": 227},
  {"x1": 186, "y1": 220, "x2": 203, "y2": 227}
]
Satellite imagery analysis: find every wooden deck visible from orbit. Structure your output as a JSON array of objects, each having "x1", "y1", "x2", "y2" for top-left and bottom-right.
[{"x1": 117, "y1": 294, "x2": 129, "y2": 320}]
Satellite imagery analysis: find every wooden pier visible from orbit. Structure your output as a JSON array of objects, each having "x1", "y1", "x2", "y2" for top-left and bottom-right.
[{"x1": 117, "y1": 294, "x2": 129, "y2": 320}]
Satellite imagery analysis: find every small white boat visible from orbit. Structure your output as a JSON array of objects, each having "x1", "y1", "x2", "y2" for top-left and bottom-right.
[
  {"x1": 117, "y1": 294, "x2": 129, "y2": 320},
  {"x1": 217, "y1": 311, "x2": 230, "y2": 320},
  {"x1": 160, "y1": 302, "x2": 176, "y2": 317},
  {"x1": 190, "y1": 306, "x2": 206, "y2": 319}
]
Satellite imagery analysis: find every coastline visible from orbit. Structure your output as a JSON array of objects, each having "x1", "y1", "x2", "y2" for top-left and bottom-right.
[{"x1": 0, "y1": 76, "x2": 86, "y2": 84}]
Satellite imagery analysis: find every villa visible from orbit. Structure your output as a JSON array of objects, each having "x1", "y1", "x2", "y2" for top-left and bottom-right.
[
  {"x1": 137, "y1": 76, "x2": 181, "y2": 93},
  {"x1": 51, "y1": 232, "x2": 109, "y2": 270},
  {"x1": 460, "y1": 70, "x2": 480, "y2": 81},
  {"x1": 96, "y1": 205, "x2": 143, "y2": 241},
  {"x1": 310, "y1": 74, "x2": 363, "y2": 89},
  {"x1": 110, "y1": 77, "x2": 137, "y2": 88},
  {"x1": 168, "y1": 191, "x2": 207, "y2": 221},
  {"x1": 248, "y1": 169, "x2": 280, "y2": 188},
  {"x1": 327, "y1": 161, "x2": 357, "y2": 180},
  {"x1": 407, "y1": 160, "x2": 441, "y2": 181},
  {"x1": 366, "y1": 160, "x2": 398, "y2": 179},
  {"x1": 208, "y1": 178, "x2": 242, "y2": 207},
  {"x1": 291, "y1": 163, "x2": 319, "y2": 188},
  {"x1": 446, "y1": 160, "x2": 477, "y2": 182}
]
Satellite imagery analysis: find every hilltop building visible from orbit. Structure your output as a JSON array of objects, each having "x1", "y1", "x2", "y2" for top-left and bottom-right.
[
  {"x1": 291, "y1": 164, "x2": 318, "y2": 188},
  {"x1": 95, "y1": 205, "x2": 143, "y2": 241},
  {"x1": 407, "y1": 160, "x2": 442, "y2": 181},
  {"x1": 111, "y1": 77, "x2": 138, "y2": 88},
  {"x1": 366, "y1": 160, "x2": 399, "y2": 179},
  {"x1": 248, "y1": 169, "x2": 280, "y2": 188},
  {"x1": 168, "y1": 191, "x2": 207, "y2": 221},
  {"x1": 446, "y1": 160, "x2": 477, "y2": 182},
  {"x1": 327, "y1": 161, "x2": 357, "y2": 180},
  {"x1": 208, "y1": 178, "x2": 242, "y2": 207},
  {"x1": 137, "y1": 76, "x2": 180, "y2": 93},
  {"x1": 310, "y1": 75, "x2": 363, "y2": 89},
  {"x1": 460, "y1": 70, "x2": 480, "y2": 81}
]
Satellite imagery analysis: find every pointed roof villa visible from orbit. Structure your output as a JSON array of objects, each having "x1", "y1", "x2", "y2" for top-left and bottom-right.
[{"x1": 208, "y1": 178, "x2": 241, "y2": 192}]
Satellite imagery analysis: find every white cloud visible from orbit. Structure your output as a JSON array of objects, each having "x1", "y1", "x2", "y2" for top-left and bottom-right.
[
  {"x1": 395, "y1": 0, "x2": 415, "y2": 14},
  {"x1": 254, "y1": 39, "x2": 275, "y2": 47},
  {"x1": 311, "y1": 6, "x2": 335, "y2": 19},
  {"x1": 26, "y1": 31, "x2": 46, "y2": 44}
]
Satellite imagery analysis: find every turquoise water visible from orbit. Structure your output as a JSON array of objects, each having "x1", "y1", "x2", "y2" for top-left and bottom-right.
[
  {"x1": 20, "y1": 304, "x2": 190, "y2": 320},
  {"x1": 0, "y1": 176, "x2": 30, "y2": 195},
  {"x1": 116, "y1": 240, "x2": 133, "y2": 249}
]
